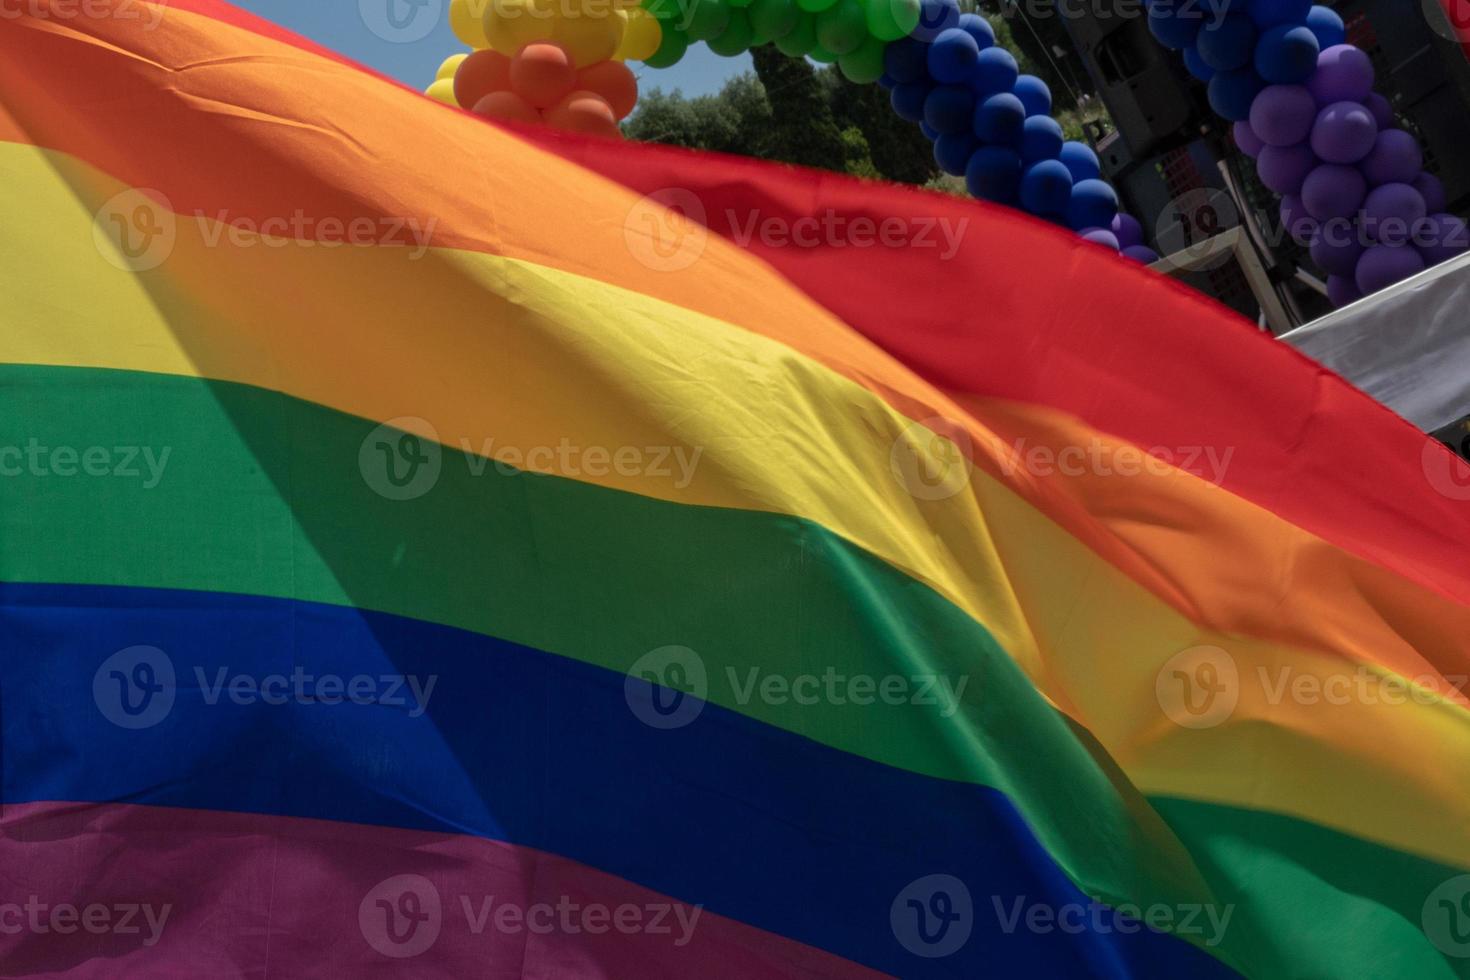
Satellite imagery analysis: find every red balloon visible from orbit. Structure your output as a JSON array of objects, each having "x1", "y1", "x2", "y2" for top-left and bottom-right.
[
  {"x1": 472, "y1": 90, "x2": 543, "y2": 125},
  {"x1": 544, "y1": 90, "x2": 622, "y2": 137},
  {"x1": 574, "y1": 61, "x2": 638, "y2": 120},
  {"x1": 454, "y1": 49, "x2": 512, "y2": 109},
  {"x1": 510, "y1": 42, "x2": 577, "y2": 109}
]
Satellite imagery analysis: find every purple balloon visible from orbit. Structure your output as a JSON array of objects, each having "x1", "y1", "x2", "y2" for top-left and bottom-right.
[
  {"x1": 1301, "y1": 163, "x2": 1368, "y2": 220},
  {"x1": 1258, "y1": 143, "x2": 1318, "y2": 196},
  {"x1": 1309, "y1": 45, "x2": 1375, "y2": 105},
  {"x1": 1280, "y1": 194, "x2": 1319, "y2": 245},
  {"x1": 1360, "y1": 130, "x2": 1424, "y2": 187},
  {"x1": 1111, "y1": 212, "x2": 1144, "y2": 249},
  {"x1": 1413, "y1": 172, "x2": 1448, "y2": 214},
  {"x1": 1310, "y1": 101, "x2": 1378, "y2": 164},
  {"x1": 1414, "y1": 213, "x2": 1470, "y2": 267},
  {"x1": 1365, "y1": 92, "x2": 1395, "y2": 130},
  {"x1": 1362, "y1": 183, "x2": 1427, "y2": 244},
  {"x1": 1250, "y1": 85, "x2": 1317, "y2": 147},
  {"x1": 1122, "y1": 245, "x2": 1160, "y2": 264},
  {"x1": 1079, "y1": 228, "x2": 1122, "y2": 250},
  {"x1": 1310, "y1": 229, "x2": 1365, "y2": 277},
  {"x1": 1326, "y1": 274, "x2": 1362, "y2": 307},
  {"x1": 1234, "y1": 119, "x2": 1265, "y2": 158},
  {"x1": 1356, "y1": 241, "x2": 1425, "y2": 294}
]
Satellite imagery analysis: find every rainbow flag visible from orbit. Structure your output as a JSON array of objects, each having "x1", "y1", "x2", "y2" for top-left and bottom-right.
[{"x1": 3, "y1": 1, "x2": 1470, "y2": 976}]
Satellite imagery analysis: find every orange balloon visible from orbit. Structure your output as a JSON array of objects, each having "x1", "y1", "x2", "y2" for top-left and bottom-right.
[
  {"x1": 574, "y1": 61, "x2": 638, "y2": 120},
  {"x1": 509, "y1": 42, "x2": 577, "y2": 110},
  {"x1": 454, "y1": 49, "x2": 512, "y2": 108},
  {"x1": 545, "y1": 90, "x2": 622, "y2": 138},
  {"x1": 472, "y1": 90, "x2": 543, "y2": 125}
]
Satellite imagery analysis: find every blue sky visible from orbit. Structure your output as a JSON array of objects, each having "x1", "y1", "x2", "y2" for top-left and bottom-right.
[{"x1": 233, "y1": 0, "x2": 748, "y2": 98}]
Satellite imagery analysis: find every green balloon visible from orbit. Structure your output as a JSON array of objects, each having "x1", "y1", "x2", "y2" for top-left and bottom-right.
[
  {"x1": 749, "y1": 0, "x2": 799, "y2": 40},
  {"x1": 862, "y1": 0, "x2": 918, "y2": 41},
  {"x1": 794, "y1": 0, "x2": 837, "y2": 14},
  {"x1": 708, "y1": 8, "x2": 754, "y2": 55},
  {"x1": 644, "y1": 25, "x2": 689, "y2": 66},
  {"x1": 815, "y1": 0, "x2": 866, "y2": 55},
  {"x1": 685, "y1": 0, "x2": 732, "y2": 41},
  {"x1": 642, "y1": 0, "x2": 681, "y2": 21},
  {"x1": 728, "y1": 0, "x2": 753, "y2": 8},
  {"x1": 807, "y1": 44, "x2": 838, "y2": 62},
  {"x1": 773, "y1": 12, "x2": 817, "y2": 55},
  {"x1": 838, "y1": 35, "x2": 886, "y2": 83}
]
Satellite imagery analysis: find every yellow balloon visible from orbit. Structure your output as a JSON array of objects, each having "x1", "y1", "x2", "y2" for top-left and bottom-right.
[
  {"x1": 450, "y1": 0, "x2": 491, "y2": 48},
  {"x1": 615, "y1": 8, "x2": 661, "y2": 62},
  {"x1": 425, "y1": 78, "x2": 459, "y2": 105},
  {"x1": 436, "y1": 53, "x2": 470, "y2": 80},
  {"x1": 552, "y1": 3, "x2": 625, "y2": 67},
  {"x1": 484, "y1": 0, "x2": 556, "y2": 55}
]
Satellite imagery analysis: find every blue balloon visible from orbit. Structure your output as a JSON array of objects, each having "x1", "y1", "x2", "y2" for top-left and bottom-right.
[
  {"x1": 1255, "y1": 24, "x2": 1320, "y2": 84},
  {"x1": 965, "y1": 145, "x2": 1023, "y2": 202},
  {"x1": 956, "y1": 11, "x2": 994, "y2": 50},
  {"x1": 1020, "y1": 159, "x2": 1074, "y2": 216},
  {"x1": 1067, "y1": 178, "x2": 1120, "y2": 231},
  {"x1": 877, "y1": 73, "x2": 896, "y2": 90},
  {"x1": 1208, "y1": 67, "x2": 1264, "y2": 122},
  {"x1": 1012, "y1": 74, "x2": 1052, "y2": 116},
  {"x1": 928, "y1": 28, "x2": 980, "y2": 84},
  {"x1": 1249, "y1": 0, "x2": 1311, "y2": 29},
  {"x1": 912, "y1": 0, "x2": 961, "y2": 43},
  {"x1": 1019, "y1": 115, "x2": 1064, "y2": 162},
  {"x1": 1197, "y1": 13, "x2": 1258, "y2": 72},
  {"x1": 934, "y1": 131, "x2": 977, "y2": 176},
  {"x1": 974, "y1": 91, "x2": 1026, "y2": 145},
  {"x1": 1305, "y1": 5, "x2": 1346, "y2": 48},
  {"x1": 890, "y1": 81, "x2": 931, "y2": 123},
  {"x1": 971, "y1": 47, "x2": 1019, "y2": 96},
  {"x1": 924, "y1": 84, "x2": 976, "y2": 135},
  {"x1": 1059, "y1": 141, "x2": 1102, "y2": 182},
  {"x1": 883, "y1": 37, "x2": 927, "y2": 85},
  {"x1": 1146, "y1": 0, "x2": 1204, "y2": 51},
  {"x1": 1184, "y1": 46, "x2": 1216, "y2": 82},
  {"x1": 920, "y1": 121, "x2": 939, "y2": 140}
]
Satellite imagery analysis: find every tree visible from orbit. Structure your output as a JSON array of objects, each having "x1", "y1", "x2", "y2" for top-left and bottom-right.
[{"x1": 748, "y1": 45, "x2": 848, "y2": 171}]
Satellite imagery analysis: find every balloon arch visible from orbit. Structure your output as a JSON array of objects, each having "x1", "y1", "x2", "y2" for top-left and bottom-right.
[{"x1": 424, "y1": 0, "x2": 1467, "y2": 303}]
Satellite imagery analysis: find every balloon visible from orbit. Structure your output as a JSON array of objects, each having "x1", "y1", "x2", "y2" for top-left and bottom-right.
[
  {"x1": 1309, "y1": 228, "x2": 1364, "y2": 277},
  {"x1": 708, "y1": 8, "x2": 754, "y2": 54},
  {"x1": 484, "y1": 0, "x2": 556, "y2": 54},
  {"x1": 1356, "y1": 242, "x2": 1425, "y2": 294},
  {"x1": 972, "y1": 46, "x2": 1020, "y2": 96},
  {"x1": 924, "y1": 84, "x2": 975, "y2": 135},
  {"x1": 796, "y1": 0, "x2": 838, "y2": 12},
  {"x1": 545, "y1": 90, "x2": 622, "y2": 137},
  {"x1": 576, "y1": 60, "x2": 638, "y2": 118},
  {"x1": 511, "y1": 42, "x2": 577, "y2": 108},
  {"x1": 1060, "y1": 141, "x2": 1101, "y2": 182},
  {"x1": 1310, "y1": 101, "x2": 1378, "y2": 164},
  {"x1": 1080, "y1": 228, "x2": 1121, "y2": 250},
  {"x1": 451, "y1": 0, "x2": 491, "y2": 48},
  {"x1": 864, "y1": 0, "x2": 920, "y2": 41},
  {"x1": 1255, "y1": 24, "x2": 1320, "y2": 84},
  {"x1": 1326, "y1": 274, "x2": 1361, "y2": 307},
  {"x1": 1362, "y1": 183, "x2": 1427, "y2": 242},
  {"x1": 1013, "y1": 75, "x2": 1052, "y2": 117},
  {"x1": 751, "y1": 0, "x2": 799, "y2": 37},
  {"x1": 933, "y1": 131, "x2": 977, "y2": 176},
  {"x1": 1304, "y1": 5, "x2": 1346, "y2": 48},
  {"x1": 956, "y1": 11, "x2": 994, "y2": 49},
  {"x1": 1146, "y1": 0, "x2": 1203, "y2": 50},
  {"x1": 455, "y1": 48, "x2": 513, "y2": 108},
  {"x1": 1257, "y1": 143, "x2": 1317, "y2": 196},
  {"x1": 642, "y1": 0, "x2": 681, "y2": 19},
  {"x1": 774, "y1": 13, "x2": 817, "y2": 55},
  {"x1": 883, "y1": 35, "x2": 926, "y2": 84},
  {"x1": 815, "y1": 0, "x2": 866, "y2": 54},
  {"x1": 1208, "y1": 68, "x2": 1264, "y2": 122},
  {"x1": 1361, "y1": 130, "x2": 1423, "y2": 187},
  {"x1": 438, "y1": 54, "x2": 470, "y2": 80},
  {"x1": 974, "y1": 92, "x2": 1025, "y2": 145},
  {"x1": 1019, "y1": 115, "x2": 1064, "y2": 162},
  {"x1": 1068, "y1": 179, "x2": 1120, "y2": 231},
  {"x1": 1364, "y1": 92, "x2": 1395, "y2": 130},
  {"x1": 928, "y1": 28, "x2": 980, "y2": 84},
  {"x1": 616, "y1": 8, "x2": 663, "y2": 60},
  {"x1": 1020, "y1": 159, "x2": 1073, "y2": 216},
  {"x1": 555, "y1": 0, "x2": 624, "y2": 66},
  {"x1": 471, "y1": 89, "x2": 541, "y2": 124},
  {"x1": 1415, "y1": 213, "x2": 1470, "y2": 267},
  {"x1": 1249, "y1": 84, "x2": 1316, "y2": 147},
  {"x1": 920, "y1": 121, "x2": 938, "y2": 140},
  {"x1": 807, "y1": 44, "x2": 838, "y2": 63},
  {"x1": 1122, "y1": 244, "x2": 1160, "y2": 263},
  {"x1": 1196, "y1": 14, "x2": 1257, "y2": 72},
  {"x1": 1413, "y1": 172, "x2": 1448, "y2": 213},
  {"x1": 890, "y1": 80, "x2": 931, "y2": 122},
  {"x1": 1184, "y1": 46, "x2": 1216, "y2": 82},
  {"x1": 684, "y1": 0, "x2": 731, "y2": 40},
  {"x1": 1112, "y1": 212, "x2": 1144, "y2": 248},
  {"x1": 1279, "y1": 194, "x2": 1319, "y2": 245},
  {"x1": 1233, "y1": 120, "x2": 1264, "y2": 158},
  {"x1": 643, "y1": 23, "x2": 689, "y2": 66},
  {"x1": 1249, "y1": 0, "x2": 1310, "y2": 29},
  {"x1": 425, "y1": 79, "x2": 458, "y2": 105},
  {"x1": 1309, "y1": 45, "x2": 1374, "y2": 105},
  {"x1": 911, "y1": 0, "x2": 960, "y2": 43},
  {"x1": 965, "y1": 145, "x2": 1023, "y2": 203},
  {"x1": 1301, "y1": 163, "x2": 1368, "y2": 220},
  {"x1": 838, "y1": 35, "x2": 887, "y2": 83}
]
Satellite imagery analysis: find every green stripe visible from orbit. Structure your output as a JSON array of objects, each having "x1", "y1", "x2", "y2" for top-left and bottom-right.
[{"x1": 1, "y1": 363, "x2": 1463, "y2": 977}]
